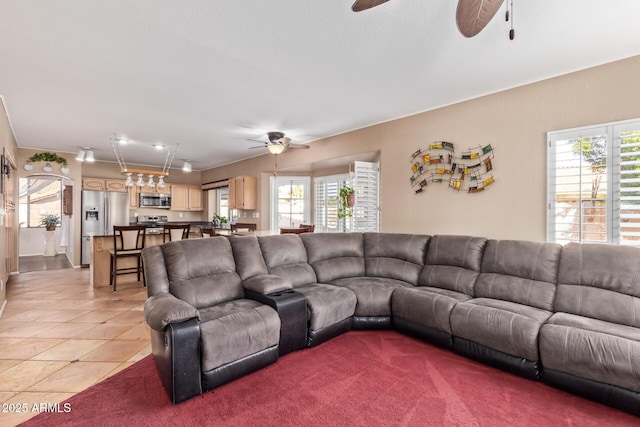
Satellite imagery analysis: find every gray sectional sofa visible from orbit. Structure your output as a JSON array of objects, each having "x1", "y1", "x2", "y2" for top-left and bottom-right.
[{"x1": 142, "y1": 233, "x2": 640, "y2": 417}]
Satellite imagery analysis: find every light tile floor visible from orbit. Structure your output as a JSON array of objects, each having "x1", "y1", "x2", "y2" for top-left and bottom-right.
[{"x1": 0, "y1": 268, "x2": 150, "y2": 426}]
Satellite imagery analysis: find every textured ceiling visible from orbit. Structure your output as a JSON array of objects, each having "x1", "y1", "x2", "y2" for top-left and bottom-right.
[{"x1": 1, "y1": 0, "x2": 640, "y2": 171}]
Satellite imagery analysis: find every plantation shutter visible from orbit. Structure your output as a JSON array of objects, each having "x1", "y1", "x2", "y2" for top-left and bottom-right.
[
  {"x1": 618, "y1": 124, "x2": 640, "y2": 245},
  {"x1": 314, "y1": 176, "x2": 344, "y2": 232},
  {"x1": 352, "y1": 161, "x2": 380, "y2": 232}
]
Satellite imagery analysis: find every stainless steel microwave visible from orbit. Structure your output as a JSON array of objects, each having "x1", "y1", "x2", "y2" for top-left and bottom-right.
[{"x1": 139, "y1": 193, "x2": 171, "y2": 209}]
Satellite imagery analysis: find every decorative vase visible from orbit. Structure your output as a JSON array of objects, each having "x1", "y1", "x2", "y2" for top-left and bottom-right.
[{"x1": 46, "y1": 225, "x2": 56, "y2": 231}]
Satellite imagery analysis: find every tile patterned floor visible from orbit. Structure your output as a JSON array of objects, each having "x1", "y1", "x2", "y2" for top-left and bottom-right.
[{"x1": 0, "y1": 268, "x2": 150, "y2": 426}]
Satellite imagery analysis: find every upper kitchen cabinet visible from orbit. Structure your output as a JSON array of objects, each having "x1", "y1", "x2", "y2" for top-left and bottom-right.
[
  {"x1": 229, "y1": 176, "x2": 257, "y2": 210},
  {"x1": 105, "y1": 180, "x2": 128, "y2": 192},
  {"x1": 82, "y1": 178, "x2": 106, "y2": 191},
  {"x1": 170, "y1": 185, "x2": 202, "y2": 211}
]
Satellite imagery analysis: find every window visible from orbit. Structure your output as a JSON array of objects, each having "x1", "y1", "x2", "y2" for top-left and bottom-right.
[
  {"x1": 270, "y1": 176, "x2": 310, "y2": 230},
  {"x1": 19, "y1": 176, "x2": 62, "y2": 227},
  {"x1": 547, "y1": 119, "x2": 640, "y2": 245},
  {"x1": 314, "y1": 161, "x2": 380, "y2": 233}
]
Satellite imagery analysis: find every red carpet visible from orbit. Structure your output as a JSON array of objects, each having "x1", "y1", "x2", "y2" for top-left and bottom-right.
[{"x1": 20, "y1": 331, "x2": 639, "y2": 426}]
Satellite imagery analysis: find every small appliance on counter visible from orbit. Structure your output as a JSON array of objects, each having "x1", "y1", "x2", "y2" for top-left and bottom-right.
[{"x1": 136, "y1": 215, "x2": 169, "y2": 235}]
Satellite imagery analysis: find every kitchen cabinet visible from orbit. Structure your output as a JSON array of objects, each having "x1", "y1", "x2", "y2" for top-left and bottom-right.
[
  {"x1": 229, "y1": 176, "x2": 257, "y2": 210},
  {"x1": 82, "y1": 178, "x2": 105, "y2": 191},
  {"x1": 170, "y1": 185, "x2": 203, "y2": 211},
  {"x1": 105, "y1": 180, "x2": 128, "y2": 192},
  {"x1": 128, "y1": 186, "x2": 139, "y2": 209}
]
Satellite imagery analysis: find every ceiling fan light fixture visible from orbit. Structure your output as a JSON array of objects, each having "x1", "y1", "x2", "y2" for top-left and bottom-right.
[
  {"x1": 182, "y1": 160, "x2": 192, "y2": 172},
  {"x1": 267, "y1": 144, "x2": 285, "y2": 155}
]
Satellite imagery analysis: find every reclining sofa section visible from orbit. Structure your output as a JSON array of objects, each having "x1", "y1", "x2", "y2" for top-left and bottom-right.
[{"x1": 142, "y1": 233, "x2": 640, "y2": 416}]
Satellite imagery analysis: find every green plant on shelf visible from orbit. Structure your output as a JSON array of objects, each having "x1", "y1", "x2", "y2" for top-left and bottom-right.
[
  {"x1": 28, "y1": 152, "x2": 68, "y2": 166},
  {"x1": 212, "y1": 213, "x2": 228, "y2": 228},
  {"x1": 337, "y1": 186, "x2": 355, "y2": 219},
  {"x1": 40, "y1": 213, "x2": 61, "y2": 231}
]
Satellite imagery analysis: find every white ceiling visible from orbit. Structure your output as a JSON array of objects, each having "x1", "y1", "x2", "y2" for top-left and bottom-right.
[{"x1": 1, "y1": 1, "x2": 640, "y2": 171}]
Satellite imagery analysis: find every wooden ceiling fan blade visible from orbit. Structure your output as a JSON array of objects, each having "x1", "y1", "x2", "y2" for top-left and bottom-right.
[
  {"x1": 352, "y1": 0, "x2": 391, "y2": 12},
  {"x1": 456, "y1": 0, "x2": 504, "y2": 37},
  {"x1": 286, "y1": 145, "x2": 310, "y2": 149}
]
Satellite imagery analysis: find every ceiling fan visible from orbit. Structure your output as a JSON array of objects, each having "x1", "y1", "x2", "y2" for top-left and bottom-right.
[
  {"x1": 351, "y1": 0, "x2": 511, "y2": 39},
  {"x1": 247, "y1": 131, "x2": 310, "y2": 155}
]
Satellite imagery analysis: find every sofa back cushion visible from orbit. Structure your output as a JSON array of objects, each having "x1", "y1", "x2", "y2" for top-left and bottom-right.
[
  {"x1": 364, "y1": 233, "x2": 430, "y2": 285},
  {"x1": 258, "y1": 235, "x2": 317, "y2": 287},
  {"x1": 476, "y1": 240, "x2": 562, "y2": 311},
  {"x1": 419, "y1": 235, "x2": 487, "y2": 295},
  {"x1": 161, "y1": 237, "x2": 243, "y2": 309},
  {"x1": 300, "y1": 233, "x2": 364, "y2": 283},
  {"x1": 228, "y1": 235, "x2": 269, "y2": 280},
  {"x1": 556, "y1": 242, "x2": 640, "y2": 327}
]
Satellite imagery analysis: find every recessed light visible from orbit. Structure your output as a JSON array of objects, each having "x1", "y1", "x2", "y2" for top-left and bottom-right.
[
  {"x1": 117, "y1": 138, "x2": 128, "y2": 145},
  {"x1": 153, "y1": 144, "x2": 166, "y2": 150}
]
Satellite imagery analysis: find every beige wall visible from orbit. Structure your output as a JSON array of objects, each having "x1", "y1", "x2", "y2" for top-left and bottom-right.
[
  {"x1": 202, "y1": 55, "x2": 640, "y2": 240},
  {"x1": 0, "y1": 98, "x2": 18, "y2": 315}
]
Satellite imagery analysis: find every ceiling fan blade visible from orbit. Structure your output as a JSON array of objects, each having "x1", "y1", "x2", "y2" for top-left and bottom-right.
[
  {"x1": 456, "y1": 0, "x2": 504, "y2": 38},
  {"x1": 278, "y1": 137, "x2": 292, "y2": 144},
  {"x1": 352, "y1": 0, "x2": 391, "y2": 12},
  {"x1": 248, "y1": 145, "x2": 267, "y2": 149},
  {"x1": 286, "y1": 144, "x2": 310, "y2": 150}
]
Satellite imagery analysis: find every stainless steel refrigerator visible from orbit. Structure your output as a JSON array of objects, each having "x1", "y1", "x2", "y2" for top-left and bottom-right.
[{"x1": 81, "y1": 190, "x2": 130, "y2": 266}]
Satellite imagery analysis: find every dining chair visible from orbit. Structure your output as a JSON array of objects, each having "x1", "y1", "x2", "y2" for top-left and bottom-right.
[
  {"x1": 163, "y1": 224, "x2": 191, "y2": 243},
  {"x1": 280, "y1": 227, "x2": 312, "y2": 234},
  {"x1": 201, "y1": 227, "x2": 216, "y2": 237},
  {"x1": 230, "y1": 223, "x2": 257, "y2": 232},
  {"x1": 110, "y1": 225, "x2": 146, "y2": 292}
]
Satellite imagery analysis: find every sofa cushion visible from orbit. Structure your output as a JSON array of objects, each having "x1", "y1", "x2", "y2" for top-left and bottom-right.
[
  {"x1": 199, "y1": 299, "x2": 280, "y2": 372},
  {"x1": 258, "y1": 235, "x2": 317, "y2": 287},
  {"x1": 331, "y1": 277, "x2": 411, "y2": 317},
  {"x1": 294, "y1": 283, "x2": 357, "y2": 331},
  {"x1": 392, "y1": 287, "x2": 472, "y2": 334},
  {"x1": 419, "y1": 235, "x2": 487, "y2": 295},
  {"x1": 450, "y1": 298, "x2": 552, "y2": 361},
  {"x1": 228, "y1": 235, "x2": 269, "y2": 280},
  {"x1": 300, "y1": 233, "x2": 364, "y2": 282},
  {"x1": 475, "y1": 240, "x2": 562, "y2": 311},
  {"x1": 363, "y1": 233, "x2": 430, "y2": 284},
  {"x1": 540, "y1": 312, "x2": 640, "y2": 392},
  {"x1": 556, "y1": 242, "x2": 640, "y2": 328},
  {"x1": 161, "y1": 238, "x2": 243, "y2": 309}
]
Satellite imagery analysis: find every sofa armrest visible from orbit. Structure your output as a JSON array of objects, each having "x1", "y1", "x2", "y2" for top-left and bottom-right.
[
  {"x1": 242, "y1": 274, "x2": 292, "y2": 295},
  {"x1": 144, "y1": 292, "x2": 200, "y2": 331}
]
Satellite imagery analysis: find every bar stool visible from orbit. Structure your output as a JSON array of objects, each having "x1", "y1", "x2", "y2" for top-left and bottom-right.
[
  {"x1": 201, "y1": 227, "x2": 216, "y2": 237},
  {"x1": 163, "y1": 224, "x2": 190, "y2": 243},
  {"x1": 110, "y1": 225, "x2": 146, "y2": 292}
]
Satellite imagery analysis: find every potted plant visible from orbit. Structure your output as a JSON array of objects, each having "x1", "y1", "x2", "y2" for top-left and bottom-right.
[
  {"x1": 40, "y1": 213, "x2": 61, "y2": 231},
  {"x1": 338, "y1": 186, "x2": 355, "y2": 219},
  {"x1": 212, "y1": 213, "x2": 228, "y2": 228}
]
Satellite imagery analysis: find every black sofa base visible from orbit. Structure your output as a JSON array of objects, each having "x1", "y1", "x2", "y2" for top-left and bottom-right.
[
  {"x1": 151, "y1": 318, "x2": 202, "y2": 404},
  {"x1": 393, "y1": 317, "x2": 452, "y2": 349},
  {"x1": 452, "y1": 337, "x2": 540, "y2": 380},
  {"x1": 543, "y1": 368, "x2": 640, "y2": 417},
  {"x1": 307, "y1": 317, "x2": 352, "y2": 347},
  {"x1": 352, "y1": 315, "x2": 392, "y2": 330},
  {"x1": 202, "y1": 346, "x2": 279, "y2": 392}
]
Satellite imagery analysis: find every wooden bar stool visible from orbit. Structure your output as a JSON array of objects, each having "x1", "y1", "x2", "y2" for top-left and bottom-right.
[
  {"x1": 110, "y1": 225, "x2": 146, "y2": 292},
  {"x1": 163, "y1": 224, "x2": 190, "y2": 243}
]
